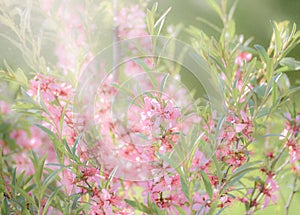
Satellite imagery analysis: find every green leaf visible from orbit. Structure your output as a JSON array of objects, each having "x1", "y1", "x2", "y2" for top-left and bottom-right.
[
  {"x1": 272, "y1": 21, "x2": 283, "y2": 55},
  {"x1": 200, "y1": 170, "x2": 213, "y2": 199},
  {"x1": 212, "y1": 155, "x2": 222, "y2": 184},
  {"x1": 180, "y1": 175, "x2": 190, "y2": 201},
  {"x1": 31, "y1": 152, "x2": 47, "y2": 188},
  {"x1": 35, "y1": 124, "x2": 65, "y2": 163},
  {"x1": 24, "y1": 184, "x2": 36, "y2": 193},
  {"x1": 72, "y1": 134, "x2": 82, "y2": 156},
  {"x1": 133, "y1": 58, "x2": 158, "y2": 88},
  {"x1": 9, "y1": 184, "x2": 38, "y2": 210},
  {"x1": 151, "y1": 2, "x2": 158, "y2": 13},
  {"x1": 146, "y1": 9, "x2": 155, "y2": 34},
  {"x1": 35, "y1": 124, "x2": 54, "y2": 138},
  {"x1": 151, "y1": 201, "x2": 165, "y2": 215},
  {"x1": 154, "y1": 7, "x2": 171, "y2": 36},
  {"x1": 12, "y1": 168, "x2": 17, "y2": 197},
  {"x1": 209, "y1": 55, "x2": 226, "y2": 72},
  {"x1": 254, "y1": 83, "x2": 267, "y2": 99},
  {"x1": 222, "y1": 166, "x2": 259, "y2": 193},
  {"x1": 208, "y1": 200, "x2": 218, "y2": 215},
  {"x1": 14, "y1": 68, "x2": 28, "y2": 87},
  {"x1": 256, "y1": 107, "x2": 270, "y2": 118},
  {"x1": 232, "y1": 161, "x2": 262, "y2": 175},
  {"x1": 160, "y1": 73, "x2": 169, "y2": 93},
  {"x1": 279, "y1": 57, "x2": 300, "y2": 70},
  {"x1": 272, "y1": 82, "x2": 278, "y2": 106},
  {"x1": 228, "y1": 19, "x2": 235, "y2": 38},
  {"x1": 174, "y1": 205, "x2": 186, "y2": 215},
  {"x1": 42, "y1": 186, "x2": 61, "y2": 215},
  {"x1": 105, "y1": 167, "x2": 118, "y2": 189},
  {"x1": 64, "y1": 139, "x2": 72, "y2": 155},
  {"x1": 2, "y1": 197, "x2": 10, "y2": 215},
  {"x1": 187, "y1": 136, "x2": 203, "y2": 170},
  {"x1": 124, "y1": 199, "x2": 152, "y2": 214},
  {"x1": 0, "y1": 123, "x2": 11, "y2": 134},
  {"x1": 204, "y1": 0, "x2": 223, "y2": 18},
  {"x1": 216, "y1": 205, "x2": 229, "y2": 215},
  {"x1": 71, "y1": 194, "x2": 81, "y2": 210},
  {"x1": 266, "y1": 58, "x2": 275, "y2": 82},
  {"x1": 42, "y1": 169, "x2": 62, "y2": 188},
  {"x1": 254, "y1": 44, "x2": 269, "y2": 63},
  {"x1": 0, "y1": 148, "x2": 4, "y2": 193}
]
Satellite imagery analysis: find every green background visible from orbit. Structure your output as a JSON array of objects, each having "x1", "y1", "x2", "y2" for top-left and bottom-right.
[{"x1": 156, "y1": 0, "x2": 300, "y2": 88}]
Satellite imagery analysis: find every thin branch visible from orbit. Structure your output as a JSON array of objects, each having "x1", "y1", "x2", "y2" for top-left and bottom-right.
[
  {"x1": 270, "y1": 146, "x2": 286, "y2": 170},
  {"x1": 285, "y1": 175, "x2": 298, "y2": 215},
  {"x1": 275, "y1": 159, "x2": 289, "y2": 174}
]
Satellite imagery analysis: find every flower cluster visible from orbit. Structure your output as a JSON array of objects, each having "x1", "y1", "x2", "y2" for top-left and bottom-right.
[
  {"x1": 281, "y1": 112, "x2": 300, "y2": 172},
  {"x1": 216, "y1": 109, "x2": 253, "y2": 169},
  {"x1": 115, "y1": 5, "x2": 148, "y2": 39}
]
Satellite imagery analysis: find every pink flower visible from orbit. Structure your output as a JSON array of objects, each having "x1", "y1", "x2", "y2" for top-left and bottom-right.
[
  {"x1": 50, "y1": 1, "x2": 93, "y2": 75},
  {"x1": 13, "y1": 151, "x2": 34, "y2": 175},
  {"x1": 234, "y1": 123, "x2": 247, "y2": 133},
  {"x1": 261, "y1": 174, "x2": 279, "y2": 209},
  {"x1": 282, "y1": 112, "x2": 300, "y2": 164},
  {"x1": 0, "y1": 100, "x2": 10, "y2": 114},
  {"x1": 192, "y1": 193, "x2": 210, "y2": 214},
  {"x1": 234, "y1": 52, "x2": 252, "y2": 66},
  {"x1": 216, "y1": 110, "x2": 253, "y2": 169},
  {"x1": 115, "y1": 5, "x2": 147, "y2": 39},
  {"x1": 28, "y1": 74, "x2": 73, "y2": 103},
  {"x1": 287, "y1": 141, "x2": 300, "y2": 164},
  {"x1": 88, "y1": 187, "x2": 125, "y2": 215},
  {"x1": 190, "y1": 149, "x2": 210, "y2": 172}
]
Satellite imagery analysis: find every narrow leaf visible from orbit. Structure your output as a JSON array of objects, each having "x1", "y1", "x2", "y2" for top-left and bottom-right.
[
  {"x1": 254, "y1": 44, "x2": 269, "y2": 63},
  {"x1": 200, "y1": 170, "x2": 213, "y2": 199}
]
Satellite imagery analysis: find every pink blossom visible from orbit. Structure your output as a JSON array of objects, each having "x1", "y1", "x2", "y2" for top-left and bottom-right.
[
  {"x1": 50, "y1": 1, "x2": 93, "y2": 75},
  {"x1": 215, "y1": 110, "x2": 253, "y2": 169},
  {"x1": 192, "y1": 193, "x2": 210, "y2": 214},
  {"x1": 286, "y1": 140, "x2": 300, "y2": 164},
  {"x1": 115, "y1": 5, "x2": 147, "y2": 39},
  {"x1": 282, "y1": 112, "x2": 300, "y2": 164},
  {"x1": 190, "y1": 149, "x2": 210, "y2": 172},
  {"x1": 88, "y1": 187, "x2": 126, "y2": 215},
  {"x1": 0, "y1": 100, "x2": 10, "y2": 114},
  {"x1": 261, "y1": 174, "x2": 279, "y2": 209},
  {"x1": 234, "y1": 52, "x2": 252, "y2": 66},
  {"x1": 13, "y1": 151, "x2": 34, "y2": 175},
  {"x1": 60, "y1": 169, "x2": 78, "y2": 195}
]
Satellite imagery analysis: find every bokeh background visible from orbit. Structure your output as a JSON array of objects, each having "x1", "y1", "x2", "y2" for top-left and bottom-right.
[
  {"x1": 156, "y1": 0, "x2": 300, "y2": 88},
  {"x1": 1, "y1": 0, "x2": 300, "y2": 86}
]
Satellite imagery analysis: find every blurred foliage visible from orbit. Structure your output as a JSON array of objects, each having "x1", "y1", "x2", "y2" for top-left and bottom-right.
[
  {"x1": 1, "y1": 0, "x2": 300, "y2": 87},
  {"x1": 151, "y1": 0, "x2": 300, "y2": 88}
]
